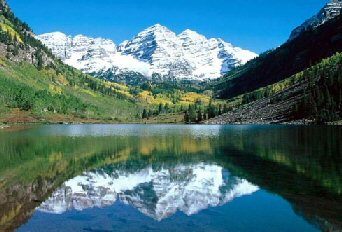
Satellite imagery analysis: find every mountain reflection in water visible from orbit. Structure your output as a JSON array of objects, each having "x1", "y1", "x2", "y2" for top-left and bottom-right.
[
  {"x1": 0, "y1": 125, "x2": 340, "y2": 232},
  {"x1": 38, "y1": 163, "x2": 258, "y2": 220}
]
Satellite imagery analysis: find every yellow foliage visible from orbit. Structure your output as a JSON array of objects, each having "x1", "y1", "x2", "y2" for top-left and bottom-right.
[
  {"x1": 0, "y1": 57, "x2": 7, "y2": 67},
  {"x1": 138, "y1": 91, "x2": 154, "y2": 104},
  {"x1": 0, "y1": 23, "x2": 23, "y2": 43},
  {"x1": 79, "y1": 88, "x2": 100, "y2": 98},
  {"x1": 181, "y1": 92, "x2": 210, "y2": 104},
  {"x1": 55, "y1": 74, "x2": 69, "y2": 86},
  {"x1": 116, "y1": 89, "x2": 133, "y2": 98},
  {"x1": 49, "y1": 85, "x2": 62, "y2": 95},
  {"x1": 106, "y1": 82, "x2": 129, "y2": 91},
  {"x1": 49, "y1": 152, "x2": 63, "y2": 162}
]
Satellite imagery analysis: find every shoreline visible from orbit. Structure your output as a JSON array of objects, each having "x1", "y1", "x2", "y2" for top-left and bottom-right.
[{"x1": 1, "y1": 120, "x2": 341, "y2": 130}]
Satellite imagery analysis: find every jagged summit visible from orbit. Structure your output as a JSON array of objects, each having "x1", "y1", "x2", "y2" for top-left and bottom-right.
[
  {"x1": 132, "y1": 23, "x2": 176, "y2": 41},
  {"x1": 289, "y1": 0, "x2": 342, "y2": 40},
  {"x1": 38, "y1": 24, "x2": 257, "y2": 82},
  {"x1": 144, "y1": 23, "x2": 171, "y2": 32},
  {"x1": 178, "y1": 29, "x2": 205, "y2": 39}
]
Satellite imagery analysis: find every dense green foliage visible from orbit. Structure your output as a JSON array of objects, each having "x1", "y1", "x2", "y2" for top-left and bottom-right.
[
  {"x1": 215, "y1": 14, "x2": 342, "y2": 99},
  {"x1": 183, "y1": 101, "x2": 229, "y2": 123},
  {"x1": 293, "y1": 53, "x2": 342, "y2": 123},
  {"x1": 0, "y1": 77, "x2": 88, "y2": 114}
]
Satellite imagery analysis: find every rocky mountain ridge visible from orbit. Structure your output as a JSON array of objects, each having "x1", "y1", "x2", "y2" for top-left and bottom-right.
[
  {"x1": 289, "y1": 0, "x2": 342, "y2": 40},
  {"x1": 37, "y1": 24, "x2": 257, "y2": 82}
]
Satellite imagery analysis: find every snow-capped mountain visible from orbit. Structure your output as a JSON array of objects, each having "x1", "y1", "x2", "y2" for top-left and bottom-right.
[
  {"x1": 37, "y1": 32, "x2": 151, "y2": 77},
  {"x1": 289, "y1": 0, "x2": 342, "y2": 40},
  {"x1": 38, "y1": 163, "x2": 259, "y2": 220},
  {"x1": 37, "y1": 24, "x2": 257, "y2": 81}
]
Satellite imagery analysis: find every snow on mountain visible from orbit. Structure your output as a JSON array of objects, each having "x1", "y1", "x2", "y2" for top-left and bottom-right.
[
  {"x1": 37, "y1": 24, "x2": 257, "y2": 81},
  {"x1": 38, "y1": 163, "x2": 259, "y2": 220},
  {"x1": 37, "y1": 32, "x2": 152, "y2": 77},
  {"x1": 289, "y1": 0, "x2": 342, "y2": 40}
]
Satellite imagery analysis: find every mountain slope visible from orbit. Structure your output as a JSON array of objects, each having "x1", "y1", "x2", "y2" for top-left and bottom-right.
[
  {"x1": 37, "y1": 25, "x2": 257, "y2": 82},
  {"x1": 289, "y1": 0, "x2": 342, "y2": 40},
  {"x1": 215, "y1": 8, "x2": 342, "y2": 99},
  {"x1": 208, "y1": 52, "x2": 342, "y2": 124}
]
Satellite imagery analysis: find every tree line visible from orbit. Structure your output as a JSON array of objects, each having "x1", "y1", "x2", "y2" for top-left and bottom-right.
[
  {"x1": 183, "y1": 101, "x2": 229, "y2": 123},
  {"x1": 140, "y1": 101, "x2": 230, "y2": 123}
]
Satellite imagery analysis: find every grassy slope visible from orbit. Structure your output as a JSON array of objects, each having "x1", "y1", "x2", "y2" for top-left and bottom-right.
[
  {"x1": 0, "y1": 57, "x2": 218, "y2": 124},
  {"x1": 0, "y1": 58, "x2": 143, "y2": 123}
]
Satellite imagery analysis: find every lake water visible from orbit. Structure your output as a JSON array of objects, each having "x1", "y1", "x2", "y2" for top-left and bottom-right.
[{"x1": 0, "y1": 125, "x2": 341, "y2": 232}]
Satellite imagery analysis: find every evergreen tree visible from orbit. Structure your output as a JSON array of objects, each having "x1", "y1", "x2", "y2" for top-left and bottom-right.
[
  {"x1": 148, "y1": 110, "x2": 153, "y2": 118},
  {"x1": 165, "y1": 103, "x2": 170, "y2": 113},
  {"x1": 158, "y1": 103, "x2": 163, "y2": 114},
  {"x1": 188, "y1": 105, "x2": 197, "y2": 123},
  {"x1": 197, "y1": 109, "x2": 203, "y2": 122},
  {"x1": 184, "y1": 111, "x2": 190, "y2": 123},
  {"x1": 208, "y1": 100, "x2": 216, "y2": 119},
  {"x1": 142, "y1": 109, "x2": 148, "y2": 119}
]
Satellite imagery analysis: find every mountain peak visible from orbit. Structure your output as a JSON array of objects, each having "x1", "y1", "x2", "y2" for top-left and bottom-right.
[
  {"x1": 39, "y1": 25, "x2": 257, "y2": 81},
  {"x1": 179, "y1": 29, "x2": 198, "y2": 35},
  {"x1": 39, "y1": 31, "x2": 68, "y2": 38},
  {"x1": 149, "y1": 23, "x2": 164, "y2": 28},
  {"x1": 142, "y1": 23, "x2": 172, "y2": 34},
  {"x1": 178, "y1": 29, "x2": 206, "y2": 40},
  {"x1": 289, "y1": 0, "x2": 342, "y2": 40}
]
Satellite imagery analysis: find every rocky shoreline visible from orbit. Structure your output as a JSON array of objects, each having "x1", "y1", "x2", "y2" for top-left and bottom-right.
[
  {"x1": 204, "y1": 96, "x2": 309, "y2": 125},
  {"x1": 205, "y1": 119, "x2": 313, "y2": 125},
  {"x1": 206, "y1": 77, "x2": 327, "y2": 126}
]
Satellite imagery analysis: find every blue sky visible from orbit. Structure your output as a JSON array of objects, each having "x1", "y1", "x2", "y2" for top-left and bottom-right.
[{"x1": 8, "y1": 0, "x2": 327, "y2": 53}]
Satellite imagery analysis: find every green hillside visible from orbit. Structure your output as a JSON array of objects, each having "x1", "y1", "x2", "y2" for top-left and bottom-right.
[
  {"x1": 0, "y1": 57, "x2": 219, "y2": 123},
  {"x1": 214, "y1": 14, "x2": 342, "y2": 99},
  {"x1": 208, "y1": 52, "x2": 342, "y2": 124},
  {"x1": 0, "y1": 58, "x2": 146, "y2": 122}
]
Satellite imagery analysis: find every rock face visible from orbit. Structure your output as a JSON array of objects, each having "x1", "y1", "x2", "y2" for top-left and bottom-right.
[
  {"x1": 37, "y1": 24, "x2": 257, "y2": 82},
  {"x1": 289, "y1": 0, "x2": 342, "y2": 40},
  {"x1": 0, "y1": 0, "x2": 54, "y2": 67},
  {"x1": 38, "y1": 163, "x2": 258, "y2": 220}
]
